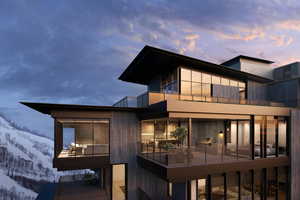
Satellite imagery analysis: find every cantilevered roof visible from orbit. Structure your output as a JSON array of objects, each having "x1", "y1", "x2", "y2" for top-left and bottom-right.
[
  {"x1": 119, "y1": 46, "x2": 273, "y2": 85},
  {"x1": 21, "y1": 102, "x2": 145, "y2": 115},
  {"x1": 221, "y1": 55, "x2": 274, "y2": 66}
]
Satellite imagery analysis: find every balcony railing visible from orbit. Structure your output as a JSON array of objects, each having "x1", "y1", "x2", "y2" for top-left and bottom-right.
[
  {"x1": 139, "y1": 142, "x2": 250, "y2": 166},
  {"x1": 137, "y1": 91, "x2": 287, "y2": 108}
]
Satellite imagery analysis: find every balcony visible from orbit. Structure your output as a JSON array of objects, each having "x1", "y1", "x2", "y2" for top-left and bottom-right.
[
  {"x1": 140, "y1": 143, "x2": 249, "y2": 167},
  {"x1": 137, "y1": 92, "x2": 286, "y2": 108}
]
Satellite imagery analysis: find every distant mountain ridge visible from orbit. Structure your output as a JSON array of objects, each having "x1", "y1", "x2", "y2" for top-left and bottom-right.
[{"x1": 0, "y1": 114, "x2": 61, "y2": 200}]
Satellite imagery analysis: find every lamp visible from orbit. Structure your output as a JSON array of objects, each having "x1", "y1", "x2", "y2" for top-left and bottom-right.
[{"x1": 218, "y1": 130, "x2": 224, "y2": 138}]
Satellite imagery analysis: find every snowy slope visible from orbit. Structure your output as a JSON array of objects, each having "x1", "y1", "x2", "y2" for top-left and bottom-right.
[{"x1": 0, "y1": 115, "x2": 62, "y2": 200}]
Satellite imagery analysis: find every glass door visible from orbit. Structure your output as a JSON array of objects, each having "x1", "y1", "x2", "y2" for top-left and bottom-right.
[{"x1": 112, "y1": 164, "x2": 127, "y2": 200}]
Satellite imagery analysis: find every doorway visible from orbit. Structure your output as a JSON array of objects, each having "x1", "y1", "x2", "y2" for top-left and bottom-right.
[{"x1": 112, "y1": 164, "x2": 127, "y2": 200}]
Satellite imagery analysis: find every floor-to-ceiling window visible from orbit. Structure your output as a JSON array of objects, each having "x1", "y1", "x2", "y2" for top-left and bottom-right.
[
  {"x1": 255, "y1": 116, "x2": 288, "y2": 159},
  {"x1": 225, "y1": 120, "x2": 250, "y2": 160},
  {"x1": 240, "y1": 171, "x2": 252, "y2": 199},
  {"x1": 266, "y1": 117, "x2": 276, "y2": 157},
  {"x1": 254, "y1": 116, "x2": 264, "y2": 158},
  {"x1": 238, "y1": 121, "x2": 250, "y2": 159},
  {"x1": 266, "y1": 168, "x2": 277, "y2": 199},
  {"x1": 278, "y1": 167, "x2": 288, "y2": 199},
  {"x1": 211, "y1": 174, "x2": 225, "y2": 199},
  {"x1": 226, "y1": 172, "x2": 239, "y2": 199},
  {"x1": 278, "y1": 117, "x2": 287, "y2": 156},
  {"x1": 180, "y1": 67, "x2": 246, "y2": 100},
  {"x1": 254, "y1": 169, "x2": 264, "y2": 199},
  {"x1": 58, "y1": 119, "x2": 109, "y2": 158}
]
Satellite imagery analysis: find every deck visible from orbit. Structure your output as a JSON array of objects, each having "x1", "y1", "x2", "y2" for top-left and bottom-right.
[{"x1": 54, "y1": 181, "x2": 109, "y2": 200}]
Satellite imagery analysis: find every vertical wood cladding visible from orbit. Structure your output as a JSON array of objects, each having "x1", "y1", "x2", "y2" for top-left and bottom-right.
[
  {"x1": 110, "y1": 111, "x2": 140, "y2": 200},
  {"x1": 247, "y1": 81, "x2": 267, "y2": 102},
  {"x1": 291, "y1": 109, "x2": 300, "y2": 200},
  {"x1": 138, "y1": 167, "x2": 169, "y2": 200}
]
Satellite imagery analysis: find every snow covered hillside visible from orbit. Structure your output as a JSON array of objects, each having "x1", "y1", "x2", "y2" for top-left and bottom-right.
[{"x1": 0, "y1": 114, "x2": 61, "y2": 200}]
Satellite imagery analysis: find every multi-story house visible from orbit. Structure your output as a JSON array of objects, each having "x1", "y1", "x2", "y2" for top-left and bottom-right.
[{"x1": 23, "y1": 45, "x2": 300, "y2": 200}]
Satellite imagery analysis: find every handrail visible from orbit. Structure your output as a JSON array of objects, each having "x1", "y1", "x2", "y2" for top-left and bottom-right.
[
  {"x1": 136, "y1": 91, "x2": 288, "y2": 107},
  {"x1": 139, "y1": 142, "x2": 250, "y2": 166}
]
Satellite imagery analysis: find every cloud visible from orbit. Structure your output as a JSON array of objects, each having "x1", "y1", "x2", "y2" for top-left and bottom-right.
[
  {"x1": 270, "y1": 35, "x2": 294, "y2": 46},
  {"x1": 277, "y1": 20, "x2": 300, "y2": 31},
  {"x1": 215, "y1": 27, "x2": 266, "y2": 41}
]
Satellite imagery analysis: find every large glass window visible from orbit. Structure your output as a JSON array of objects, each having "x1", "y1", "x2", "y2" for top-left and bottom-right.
[
  {"x1": 192, "y1": 71, "x2": 202, "y2": 82},
  {"x1": 255, "y1": 116, "x2": 288, "y2": 159},
  {"x1": 198, "y1": 179, "x2": 208, "y2": 200},
  {"x1": 161, "y1": 69, "x2": 178, "y2": 93},
  {"x1": 240, "y1": 171, "x2": 252, "y2": 199},
  {"x1": 225, "y1": 120, "x2": 250, "y2": 160},
  {"x1": 58, "y1": 119, "x2": 109, "y2": 158},
  {"x1": 202, "y1": 83, "x2": 211, "y2": 97},
  {"x1": 278, "y1": 117, "x2": 287, "y2": 156},
  {"x1": 266, "y1": 168, "x2": 277, "y2": 199},
  {"x1": 254, "y1": 169, "x2": 263, "y2": 199},
  {"x1": 238, "y1": 121, "x2": 250, "y2": 159},
  {"x1": 180, "y1": 67, "x2": 246, "y2": 99},
  {"x1": 226, "y1": 173, "x2": 239, "y2": 200},
  {"x1": 181, "y1": 81, "x2": 192, "y2": 95},
  {"x1": 211, "y1": 174, "x2": 225, "y2": 199},
  {"x1": 226, "y1": 121, "x2": 237, "y2": 158},
  {"x1": 266, "y1": 116, "x2": 276, "y2": 157},
  {"x1": 278, "y1": 167, "x2": 288, "y2": 200},
  {"x1": 255, "y1": 116, "x2": 264, "y2": 158},
  {"x1": 181, "y1": 68, "x2": 191, "y2": 81},
  {"x1": 192, "y1": 82, "x2": 202, "y2": 95}
]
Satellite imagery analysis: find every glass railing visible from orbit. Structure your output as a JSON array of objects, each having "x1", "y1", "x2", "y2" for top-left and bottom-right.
[
  {"x1": 58, "y1": 143, "x2": 109, "y2": 158},
  {"x1": 139, "y1": 142, "x2": 250, "y2": 166},
  {"x1": 136, "y1": 91, "x2": 287, "y2": 108}
]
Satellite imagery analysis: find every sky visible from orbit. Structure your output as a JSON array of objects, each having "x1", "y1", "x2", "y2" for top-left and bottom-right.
[{"x1": 0, "y1": 0, "x2": 300, "y2": 138}]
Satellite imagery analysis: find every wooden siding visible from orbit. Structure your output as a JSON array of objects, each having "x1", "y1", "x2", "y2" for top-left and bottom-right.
[
  {"x1": 138, "y1": 167, "x2": 169, "y2": 200},
  {"x1": 268, "y1": 79, "x2": 300, "y2": 107},
  {"x1": 247, "y1": 80, "x2": 267, "y2": 101},
  {"x1": 291, "y1": 109, "x2": 300, "y2": 200},
  {"x1": 110, "y1": 112, "x2": 140, "y2": 200}
]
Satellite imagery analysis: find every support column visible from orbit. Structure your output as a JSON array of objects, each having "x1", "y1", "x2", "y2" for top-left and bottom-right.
[{"x1": 188, "y1": 118, "x2": 192, "y2": 147}]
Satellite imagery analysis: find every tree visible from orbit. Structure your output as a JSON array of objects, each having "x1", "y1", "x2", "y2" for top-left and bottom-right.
[{"x1": 171, "y1": 127, "x2": 187, "y2": 147}]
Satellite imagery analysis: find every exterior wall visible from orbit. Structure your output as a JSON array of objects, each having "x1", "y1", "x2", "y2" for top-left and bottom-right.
[
  {"x1": 110, "y1": 111, "x2": 140, "y2": 200},
  {"x1": 247, "y1": 80, "x2": 268, "y2": 101},
  {"x1": 138, "y1": 167, "x2": 169, "y2": 200},
  {"x1": 291, "y1": 109, "x2": 300, "y2": 200},
  {"x1": 273, "y1": 62, "x2": 300, "y2": 81},
  {"x1": 268, "y1": 79, "x2": 300, "y2": 107},
  {"x1": 240, "y1": 58, "x2": 274, "y2": 79}
]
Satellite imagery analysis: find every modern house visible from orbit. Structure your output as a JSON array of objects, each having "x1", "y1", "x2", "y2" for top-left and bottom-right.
[{"x1": 22, "y1": 45, "x2": 300, "y2": 200}]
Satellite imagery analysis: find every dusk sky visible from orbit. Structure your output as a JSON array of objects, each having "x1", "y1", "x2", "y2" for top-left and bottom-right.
[{"x1": 1, "y1": 0, "x2": 300, "y2": 137}]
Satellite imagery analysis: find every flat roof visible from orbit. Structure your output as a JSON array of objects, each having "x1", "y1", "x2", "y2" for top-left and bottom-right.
[
  {"x1": 119, "y1": 46, "x2": 273, "y2": 85},
  {"x1": 20, "y1": 102, "x2": 145, "y2": 115},
  {"x1": 221, "y1": 55, "x2": 274, "y2": 66}
]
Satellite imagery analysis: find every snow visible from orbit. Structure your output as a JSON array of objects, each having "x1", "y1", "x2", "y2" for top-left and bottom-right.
[{"x1": 0, "y1": 169, "x2": 37, "y2": 198}]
